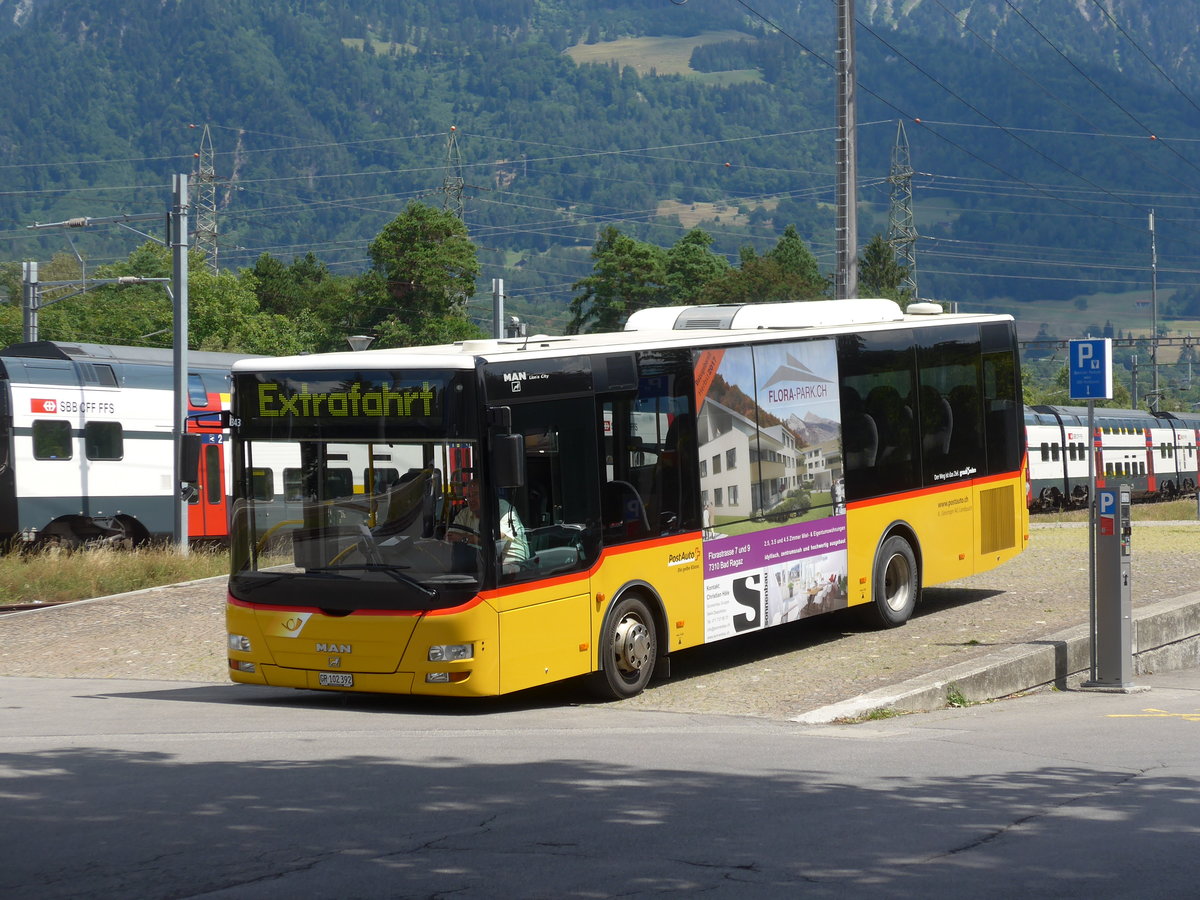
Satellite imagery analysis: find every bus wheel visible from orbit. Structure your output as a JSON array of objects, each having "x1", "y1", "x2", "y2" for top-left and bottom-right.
[
  {"x1": 861, "y1": 535, "x2": 918, "y2": 629},
  {"x1": 591, "y1": 595, "x2": 657, "y2": 700}
]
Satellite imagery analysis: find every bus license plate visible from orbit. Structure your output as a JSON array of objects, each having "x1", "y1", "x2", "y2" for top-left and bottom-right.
[{"x1": 319, "y1": 672, "x2": 354, "y2": 687}]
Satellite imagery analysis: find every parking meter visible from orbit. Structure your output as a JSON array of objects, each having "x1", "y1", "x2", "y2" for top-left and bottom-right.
[{"x1": 1089, "y1": 485, "x2": 1133, "y2": 687}]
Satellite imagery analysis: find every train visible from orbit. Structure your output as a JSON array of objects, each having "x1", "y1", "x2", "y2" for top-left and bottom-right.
[
  {"x1": 0, "y1": 340, "x2": 253, "y2": 548},
  {"x1": 0, "y1": 338, "x2": 1194, "y2": 548},
  {"x1": 1025, "y1": 404, "x2": 1200, "y2": 511}
]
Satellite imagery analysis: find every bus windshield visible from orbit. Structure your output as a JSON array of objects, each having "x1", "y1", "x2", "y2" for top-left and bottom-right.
[
  {"x1": 229, "y1": 437, "x2": 486, "y2": 611},
  {"x1": 227, "y1": 366, "x2": 488, "y2": 610}
]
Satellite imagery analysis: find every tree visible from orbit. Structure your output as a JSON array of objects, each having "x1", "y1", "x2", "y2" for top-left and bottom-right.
[
  {"x1": 567, "y1": 227, "x2": 668, "y2": 333},
  {"x1": 858, "y1": 233, "x2": 912, "y2": 305},
  {"x1": 768, "y1": 224, "x2": 823, "y2": 287},
  {"x1": 362, "y1": 203, "x2": 483, "y2": 346},
  {"x1": 249, "y1": 252, "x2": 357, "y2": 352},
  {"x1": 697, "y1": 225, "x2": 828, "y2": 305},
  {"x1": 664, "y1": 228, "x2": 730, "y2": 306},
  {"x1": 367, "y1": 202, "x2": 479, "y2": 320}
]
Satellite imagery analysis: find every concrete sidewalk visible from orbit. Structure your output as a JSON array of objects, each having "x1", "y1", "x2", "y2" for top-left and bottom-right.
[{"x1": 795, "y1": 588, "x2": 1200, "y2": 723}]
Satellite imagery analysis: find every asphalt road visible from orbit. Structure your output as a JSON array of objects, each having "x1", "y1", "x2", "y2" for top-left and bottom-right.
[
  {"x1": 3, "y1": 522, "x2": 1196, "y2": 719},
  {"x1": 2, "y1": 667, "x2": 1199, "y2": 898}
]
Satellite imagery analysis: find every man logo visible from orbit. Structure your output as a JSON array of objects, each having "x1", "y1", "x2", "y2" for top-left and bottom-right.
[{"x1": 316, "y1": 643, "x2": 352, "y2": 654}]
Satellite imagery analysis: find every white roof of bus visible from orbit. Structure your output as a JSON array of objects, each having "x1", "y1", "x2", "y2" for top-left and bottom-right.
[{"x1": 232, "y1": 300, "x2": 1013, "y2": 373}]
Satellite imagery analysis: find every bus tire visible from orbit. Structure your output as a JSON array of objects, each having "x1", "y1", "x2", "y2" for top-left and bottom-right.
[
  {"x1": 860, "y1": 534, "x2": 919, "y2": 629},
  {"x1": 590, "y1": 594, "x2": 657, "y2": 700}
]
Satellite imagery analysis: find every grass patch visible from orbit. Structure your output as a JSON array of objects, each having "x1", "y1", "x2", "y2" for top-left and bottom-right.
[
  {"x1": 945, "y1": 685, "x2": 969, "y2": 708},
  {"x1": 1034, "y1": 497, "x2": 1199, "y2": 524},
  {"x1": 0, "y1": 543, "x2": 228, "y2": 606},
  {"x1": 564, "y1": 31, "x2": 759, "y2": 78},
  {"x1": 834, "y1": 706, "x2": 904, "y2": 724}
]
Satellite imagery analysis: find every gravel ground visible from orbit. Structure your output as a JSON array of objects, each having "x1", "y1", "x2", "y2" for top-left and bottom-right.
[{"x1": 2, "y1": 522, "x2": 1197, "y2": 719}]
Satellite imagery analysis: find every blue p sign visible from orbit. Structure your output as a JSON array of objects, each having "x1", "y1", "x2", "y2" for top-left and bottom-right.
[{"x1": 1068, "y1": 338, "x2": 1113, "y2": 400}]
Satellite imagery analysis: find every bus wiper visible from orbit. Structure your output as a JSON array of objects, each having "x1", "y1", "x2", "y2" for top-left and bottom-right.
[{"x1": 306, "y1": 564, "x2": 437, "y2": 600}]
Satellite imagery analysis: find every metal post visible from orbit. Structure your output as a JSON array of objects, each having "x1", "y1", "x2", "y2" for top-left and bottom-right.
[
  {"x1": 492, "y1": 278, "x2": 504, "y2": 340},
  {"x1": 1087, "y1": 399, "x2": 1096, "y2": 681},
  {"x1": 172, "y1": 174, "x2": 190, "y2": 553},
  {"x1": 835, "y1": 0, "x2": 858, "y2": 300},
  {"x1": 21, "y1": 261, "x2": 38, "y2": 342},
  {"x1": 1150, "y1": 211, "x2": 1158, "y2": 400}
]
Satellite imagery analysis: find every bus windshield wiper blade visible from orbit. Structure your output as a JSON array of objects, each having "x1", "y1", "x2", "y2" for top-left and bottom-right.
[{"x1": 306, "y1": 564, "x2": 437, "y2": 599}]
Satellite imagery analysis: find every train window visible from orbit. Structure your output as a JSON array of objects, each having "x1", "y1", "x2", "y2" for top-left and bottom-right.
[
  {"x1": 189, "y1": 375, "x2": 210, "y2": 407},
  {"x1": 76, "y1": 362, "x2": 118, "y2": 387},
  {"x1": 1050, "y1": 444, "x2": 1060, "y2": 462},
  {"x1": 32, "y1": 420, "x2": 72, "y2": 460},
  {"x1": 1140, "y1": 462, "x2": 1147, "y2": 476},
  {"x1": 283, "y1": 468, "x2": 304, "y2": 501},
  {"x1": 84, "y1": 422, "x2": 123, "y2": 461},
  {"x1": 250, "y1": 468, "x2": 275, "y2": 501},
  {"x1": 1040, "y1": 442, "x2": 1050, "y2": 462},
  {"x1": 206, "y1": 445, "x2": 222, "y2": 504},
  {"x1": 365, "y1": 467, "x2": 401, "y2": 493},
  {"x1": 326, "y1": 468, "x2": 354, "y2": 498}
]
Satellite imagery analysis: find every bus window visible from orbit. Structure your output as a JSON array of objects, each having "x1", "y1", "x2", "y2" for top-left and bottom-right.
[
  {"x1": 600, "y1": 349, "x2": 698, "y2": 542},
  {"x1": 839, "y1": 330, "x2": 917, "y2": 501},
  {"x1": 981, "y1": 323, "x2": 1021, "y2": 475},
  {"x1": 506, "y1": 397, "x2": 600, "y2": 582},
  {"x1": 918, "y1": 324, "x2": 983, "y2": 483}
]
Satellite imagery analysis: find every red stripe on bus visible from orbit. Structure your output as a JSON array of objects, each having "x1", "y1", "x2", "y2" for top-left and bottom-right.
[{"x1": 846, "y1": 470, "x2": 1023, "y2": 510}]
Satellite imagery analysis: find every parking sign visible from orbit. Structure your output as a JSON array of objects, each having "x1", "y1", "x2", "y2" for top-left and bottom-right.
[{"x1": 1068, "y1": 338, "x2": 1112, "y2": 400}]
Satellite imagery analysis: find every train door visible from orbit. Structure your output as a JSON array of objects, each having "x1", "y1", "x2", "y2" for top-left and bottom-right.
[
  {"x1": 186, "y1": 373, "x2": 230, "y2": 539},
  {"x1": 188, "y1": 436, "x2": 227, "y2": 538}
]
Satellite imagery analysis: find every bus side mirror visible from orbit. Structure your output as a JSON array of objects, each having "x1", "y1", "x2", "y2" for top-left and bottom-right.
[
  {"x1": 492, "y1": 433, "x2": 526, "y2": 488},
  {"x1": 180, "y1": 434, "x2": 202, "y2": 483}
]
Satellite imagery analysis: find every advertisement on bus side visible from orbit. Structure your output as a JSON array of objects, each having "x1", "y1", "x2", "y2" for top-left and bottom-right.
[{"x1": 696, "y1": 339, "x2": 849, "y2": 642}]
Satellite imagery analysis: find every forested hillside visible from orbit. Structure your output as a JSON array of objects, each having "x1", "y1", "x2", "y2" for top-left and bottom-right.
[{"x1": 2, "y1": 0, "x2": 1199, "y2": 345}]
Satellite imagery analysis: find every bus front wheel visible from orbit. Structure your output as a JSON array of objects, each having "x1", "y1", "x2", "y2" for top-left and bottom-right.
[
  {"x1": 590, "y1": 595, "x2": 658, "y2": 701},
  {"x1": 861, "y1": 535, "x2": 919, "y2": 629}
]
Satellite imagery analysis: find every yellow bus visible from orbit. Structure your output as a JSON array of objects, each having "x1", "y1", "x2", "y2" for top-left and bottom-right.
[{"x1": 226, "y1": 298, "x2": 1028, "y2": 699}]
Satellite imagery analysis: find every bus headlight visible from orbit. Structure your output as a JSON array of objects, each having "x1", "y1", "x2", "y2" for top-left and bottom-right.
[
  {"x1": 428, "y1": 643, "x2": 473, "y2": 662},
  {"x1": 228, "y1": 634, "x2": 252, "y2": 652}
]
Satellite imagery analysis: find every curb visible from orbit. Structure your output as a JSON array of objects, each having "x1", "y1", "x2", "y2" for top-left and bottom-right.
[{"x1": 792, "y1": 589, "x2": 1200, "y2": 724}]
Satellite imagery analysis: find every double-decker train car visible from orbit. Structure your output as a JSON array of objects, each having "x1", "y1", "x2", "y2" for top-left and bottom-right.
[
  {"x1": 0, "y1": 340, "x2": 255, "y2": 547},
  {"x1": 1026, "y1": 404, "x2": 1200, "y2": 510}
]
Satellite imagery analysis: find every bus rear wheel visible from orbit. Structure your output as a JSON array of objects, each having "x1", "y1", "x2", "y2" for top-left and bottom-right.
[
  {"x1": 590, "y1": 595, "x2": 657, "y2": 700},
  {"x1": 860, "y1": 535, "x2": 919, "y2": 629}
]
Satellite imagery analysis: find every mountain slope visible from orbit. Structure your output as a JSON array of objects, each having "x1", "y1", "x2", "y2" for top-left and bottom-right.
[{"x1": 0, "y1": 0, "x2": 1197, "y2": 329}]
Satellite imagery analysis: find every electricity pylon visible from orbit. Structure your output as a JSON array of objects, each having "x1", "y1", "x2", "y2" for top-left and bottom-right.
[
  {"x1": 887, "y1": 120, "x2": 918, "y2": 299},
  {"x1": 443, "y1": 126, "x2": 465, "y2": 221},
  {"x1": 191, "y1": 124, "x2": 219, "y2": 272}
]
